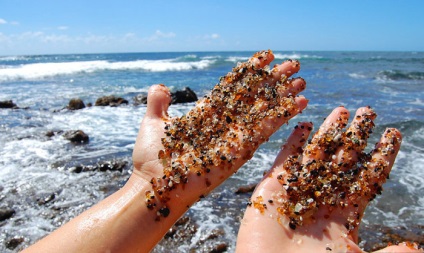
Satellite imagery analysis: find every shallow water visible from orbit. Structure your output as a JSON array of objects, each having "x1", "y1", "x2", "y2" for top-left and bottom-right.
[{"x1": 0, "y1": 51, "x2": 423, "y2": 251}]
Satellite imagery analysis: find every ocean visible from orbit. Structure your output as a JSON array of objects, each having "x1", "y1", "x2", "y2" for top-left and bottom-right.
[{"x1": 0, "y1": 51, "x2": 423, "y2": 252}]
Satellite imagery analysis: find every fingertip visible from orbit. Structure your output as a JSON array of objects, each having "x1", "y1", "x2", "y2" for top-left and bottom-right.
[
  {"x1": 385, "y1": 128, "x2": 402, "y2": 141},
  {"x1": 250, "y1": 49, "x2": 274, "y2": 68},
  {"x1": 294, "y1": 121, "x2": 313, "y2": 132},
  {"x1": 146, "y1": 84, "x2": 172, "y2": 119},
  {"x1": 323, "y1": 106, "x2": 350, "y2": 126},
  {"x1": 294, "y1": 96, "x2": 308, "y2": 112},
  {"x1": 289, "y1": 77, "x2": 307, "y2": 94},
  {"x1": 355, "y1": 106, "x2": 377, "y2": 120}
]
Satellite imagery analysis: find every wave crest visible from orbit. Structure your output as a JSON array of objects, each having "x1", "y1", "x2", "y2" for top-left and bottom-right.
[
  {"x1": 377, "y1": 70, "x2": 424, "y2": 81},
  {"x1": 0, "y1": 58, "x2": 214, "y2": 81}
]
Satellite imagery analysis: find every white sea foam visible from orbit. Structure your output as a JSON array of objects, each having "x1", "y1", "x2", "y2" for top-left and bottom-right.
[
  {"x1": 409, "y1": 98, "x2": 424, "y2": 106},
  {"x1": 225, "y1": 56, "x2": 249, "y2": 62},
  {"x1": 349, "y1": 73, "x2": 367, "y2": 79},
  {"x1": 273, "y1": 53, "x2": 323, "y2": 60},
  {"x1": 0, "y1": 58, "x2": 215, "y2": 82},
  {"x1": 225, "y1": 53, "x2": 322, "y2": 63},
  {"x1": 0, "y1": 55, "x2": 27, "y2": 61}
]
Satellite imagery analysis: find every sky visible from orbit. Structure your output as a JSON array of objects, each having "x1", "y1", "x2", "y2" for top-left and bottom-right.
[{"x1": 0, "y1": 0, "x2": 423, "y2": 55}]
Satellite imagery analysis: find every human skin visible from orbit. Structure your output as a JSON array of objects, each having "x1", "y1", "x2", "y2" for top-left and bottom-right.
[
  {"x1": 236, "y1": 107, "x2": 422, "y2": 253},
  {"x1": 22, "y1": 51, "x2": 308, "y2": 253}
]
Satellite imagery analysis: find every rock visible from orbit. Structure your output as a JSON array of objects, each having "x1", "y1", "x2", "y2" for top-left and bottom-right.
[
  {"x1": 235, "y1": 184, "x2": 257, "y2": 194},
  {"x1": 71, "y1": 165, "x2": 83, "y2": 173},
  {"x1": 133, "y1": 87, "x2": 198, "y2": 106},
  {"x1": 0, "y1": 100, "x2": 18, "y2": 109},
  {"x1": 70, "y1": 160, "x2": 128, "y2": 173},
  {"x1": 5, "y1": 236, "x2": 24, "y2": 250},
  {"x1": 36, "y1": 193, "x2": 56, "y2": 205},
  {"x1": 95, "y1": 95, "x2": 128, "y2": 107},
  {"x1": 63, "y1": 130, "x2": 89, "y2": 144},
  {"x1": 175, "y1": 216, "x2": 190, "y2": 226},
  {"x1": 133, "y1": 94, "x2": 148, "y2": 106},
  {"x1": 0, "y1": 208, "x2": 15, "y2": 221},
  {"x1": 209, "y1": 243, "x2": 228, "y2": 253},
  {"x1": 98, "y1": 160, "x2": 128, "y2": 172},
  {"x1": 45, "y1": 130, "x2": 64, "y2": 138},
  {"x1": 201, "y1": 229, "x2": 225, "y2": 242},
  {"x1": 67, "y1": 98, "x2": 86, "y2": 110},
  {"x1": 164, "y1": 215, "x2": 197, "y2": 240},
  {"x1": 359, "y1": 224, "x2": 424, "y2": 252},
  {"x1": 171, "y1": 87, "x2": 198, "y2": 104}
]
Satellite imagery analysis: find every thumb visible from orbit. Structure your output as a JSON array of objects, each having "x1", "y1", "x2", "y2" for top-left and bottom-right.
[{"x1": 146, "y1": 84, "x2": 171, "y2": 119}]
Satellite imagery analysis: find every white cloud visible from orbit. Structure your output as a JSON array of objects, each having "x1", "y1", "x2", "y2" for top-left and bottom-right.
[
  {"x1": 196, "y1": 33, "x2": 221, "y2": 40},
  {"x1": 0, "y1": 29, "x2": 181, "y2": 55},
  {"x1": 211, "y1": 33, "x2": 220, "y2": 39},
  {"x1": 57, "y1": 26, "x2": 69, "y2": 30},
  {"x1": 147, "y1": 30, "x2": 176, "y2": 41},
  {"x1": 0, "y1": 19, "x2": 18, "y2": 25}
]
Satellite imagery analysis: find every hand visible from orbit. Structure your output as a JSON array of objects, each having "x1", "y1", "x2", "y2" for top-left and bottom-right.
[
  {"x1": 236, "y1": 107, "x2": 421, "y2": 252},
  {"x1": 131, "y1": 50, "x2": 308, "y2": 219},
  {"x1": 22, "y1": 50, "x2": 309, "y2": 253}
]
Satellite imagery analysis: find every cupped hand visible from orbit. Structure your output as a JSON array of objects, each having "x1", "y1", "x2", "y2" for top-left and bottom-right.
[
  {"x1": 237, "y1": 106, "x2": 420, "y2": 252},
  {"x1": 132, "y1": 50, "x2": 308, "y2": 219}
]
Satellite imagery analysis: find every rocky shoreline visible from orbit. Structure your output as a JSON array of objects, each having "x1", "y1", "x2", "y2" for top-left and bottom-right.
[{"x1": 1, "y1": 87, "x2": 422, "y2": 252}]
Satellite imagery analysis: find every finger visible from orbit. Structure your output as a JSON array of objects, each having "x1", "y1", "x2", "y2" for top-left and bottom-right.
[
  {"x1": 252, "y1": 60, "x2": 306, "y2": 96},
  {"x1": 302, "y1": 106, "x2": 350, "y2": 163},
  {"x1": 271, "y1": 59, "x2": 300, "y2": 82},
  {"x1": 271, "y1": 122, "x2": 313, "y2": 172},
  {"x1": 334, "y1": 106, "x2": 377, "y2": 170},
  {"x1": 281, "y1": 77, "x2": 306, "y2": 97},
  {"x1": 249, "y1": 49, "x2": 275, "y2": 69},
  {"x1": 223, "y1": 50, "x2": 275, "y2": 86},
  {"x1": 254, "y1": 95, "x2": 309, "y2": 143},
  {"x1": 360, "y1": 128, "x2": 402, "y2": 202},
  {"x1": 145, "y1": 84, "x2": 172, "y2": 120}
]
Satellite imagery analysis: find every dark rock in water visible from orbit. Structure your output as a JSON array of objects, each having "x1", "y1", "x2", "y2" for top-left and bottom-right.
[
  {"x1": 0, "y1": 208, "x2": 15, "y2": 221},
  {"x1": 163, "y1": 215, "x2": 198, "y2": 241},
  {"x1": 5, "y1": 236, "x2": 24, "y2": 250},
  {"x1": 235, "y1": 184, "x2": 257, "y2": 194},
  {"x1": 36, "y1": 193, "x2": 56, "y2": 205},
  {"x1": 359, "y1": 224, "x2": 424, "y2": 251},
  {"x1": 98, "y1": 160, "x2": 127, "y2": 172},
  {"x1": 175, "y1": 216, "x2": 190, "y2": 226},
  {"x1": 45, "y1": 130, "x2": 64, "y2": 138},
  {"x1": 209, "y1": 243, "x2": 228, "y2": 253},
  {"x1": 133, "y1": 94, "x2": 148, "y2": 106},
  {"x1": 0, "y1": 100, "x2": 19, "y2": 109},
  {"x1": 95, "y1": 95, "x2": 128, "y2": 107},
  {"x1": 67, "y1": 98, "x2": 86, "y2": 110},
  {"x1": 171, "y1": 87, "x2": 198, "y2": 104},
  {"x1": 70, "y1": 160, "x2": 128, "y2": 173},
  {"x1": 133, "y1": 87, "x2": 198, "y2": 106},
  {"x1": 201, "y1": 229, "x2": 225, "y2": 242},
  {"x1": 63, "y1": 130, "x2": 89, "y2": 144}
]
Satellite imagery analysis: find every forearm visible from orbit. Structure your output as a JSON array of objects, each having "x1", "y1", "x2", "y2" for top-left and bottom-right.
[{"x1": 22, "y1": 175, "x2": 189, "y2": 253}]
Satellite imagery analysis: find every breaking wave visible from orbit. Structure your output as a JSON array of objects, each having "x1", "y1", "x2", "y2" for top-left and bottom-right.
[{"x1": 0, "y1": 58, "x2": 215, "y2": 82}]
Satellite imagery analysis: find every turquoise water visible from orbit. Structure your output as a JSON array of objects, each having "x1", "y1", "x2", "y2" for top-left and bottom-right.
[{"x1": 0, "y1": 51, "x2": 423, "y2": 251}]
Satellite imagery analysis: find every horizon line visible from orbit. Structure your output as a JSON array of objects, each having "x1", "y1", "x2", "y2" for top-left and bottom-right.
[{"x1": 2, "y1": 49, "x2": 424, "y2": 57}]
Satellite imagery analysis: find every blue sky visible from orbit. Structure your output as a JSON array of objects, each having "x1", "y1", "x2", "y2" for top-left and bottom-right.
[{"x1": 1, "y1": 0, "x2": 423, "y2": 55}]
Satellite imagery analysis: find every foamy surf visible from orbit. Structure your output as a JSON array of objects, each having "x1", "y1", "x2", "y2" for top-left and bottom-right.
[
  {"x1": 1, "y1": 51, "x2": 423, "y2": 252},
  {"x1": 0, "y1": 58, "x2": 215, "y2": 82}
]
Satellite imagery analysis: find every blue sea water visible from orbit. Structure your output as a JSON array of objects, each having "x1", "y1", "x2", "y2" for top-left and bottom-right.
[{"x1": 0, "y1": 51, "x2": 423, "y2": 251}]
